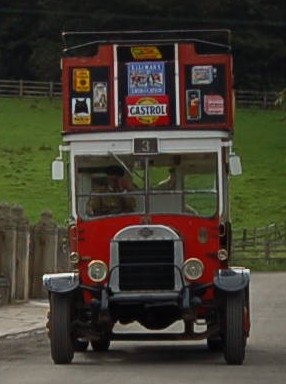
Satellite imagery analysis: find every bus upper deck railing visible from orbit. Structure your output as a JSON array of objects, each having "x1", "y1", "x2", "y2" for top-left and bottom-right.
[{"x1": 62, "y1": 29, "x2": 232, "y2": 54}]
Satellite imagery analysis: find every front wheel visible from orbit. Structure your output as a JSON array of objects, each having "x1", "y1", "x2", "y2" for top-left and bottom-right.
[
  {"x1": 223, "y1": 290, "x2": 246, "y2": 365},
  {"x1": 49, "y1": 293, "x2": 74, "y2": 364}
]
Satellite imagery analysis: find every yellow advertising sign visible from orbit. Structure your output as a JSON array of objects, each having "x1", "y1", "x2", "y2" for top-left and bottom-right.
[
  {"x1": 73, "y1": 68, "x2": 90, "y2": 92},
  {"x1": 72, "y1": 115, "x2": 91, "y2": 125},
  {"x1": 131, "y1": 46, "x2": 162, "y2": 60}
]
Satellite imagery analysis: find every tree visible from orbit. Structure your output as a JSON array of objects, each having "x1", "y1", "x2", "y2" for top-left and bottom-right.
[{"x1": 0, "y1": 0, "x2": 285, "y2": 88}]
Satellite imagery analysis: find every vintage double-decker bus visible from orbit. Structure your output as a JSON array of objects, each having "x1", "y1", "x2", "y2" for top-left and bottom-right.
[{"x1": 43, "y1": 30, "x2": 250, "y2": 365}]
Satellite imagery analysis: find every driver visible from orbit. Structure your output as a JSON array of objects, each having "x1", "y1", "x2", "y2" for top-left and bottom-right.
[{"x1": 86, "y1": 165, "x2": 136, "y2": 216}]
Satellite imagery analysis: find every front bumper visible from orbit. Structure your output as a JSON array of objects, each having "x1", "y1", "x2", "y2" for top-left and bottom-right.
[{"x1": 43, "y1": 272, "x2": 79, "y2": 293}]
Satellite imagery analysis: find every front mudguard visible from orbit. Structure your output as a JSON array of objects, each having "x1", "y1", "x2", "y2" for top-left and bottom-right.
[
  {"x1": 43, "y1": 272, "x2": 79, "y2": 294},
  {"x1": 214, "y1": 267, "x2": 250, "y2": 292}
]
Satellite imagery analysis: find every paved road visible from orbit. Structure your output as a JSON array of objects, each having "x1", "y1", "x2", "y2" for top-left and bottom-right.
[{"x1": 1, "y1": 272, "x2": 286, "y2": 384}]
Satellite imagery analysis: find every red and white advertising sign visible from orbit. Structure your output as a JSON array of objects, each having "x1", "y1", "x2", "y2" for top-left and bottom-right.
[
  {"x1": 204, "y1": 95, "x2": 224, "y2": 115},
  {"x1": 126, "y1": 95, "x2": 170, "y2": 126}
]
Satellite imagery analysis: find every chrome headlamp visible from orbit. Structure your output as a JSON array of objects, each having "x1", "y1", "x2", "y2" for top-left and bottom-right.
[
  {"x1": 183, "y1": 258, "x2": 204, "y2": 281},
  {"x1": 88, "y1": 260, "x2": 108, "y2": 282}
]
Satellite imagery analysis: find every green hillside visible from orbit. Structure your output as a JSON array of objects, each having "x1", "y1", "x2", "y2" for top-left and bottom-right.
[
  {"x1": 231, "y1": 108, "x2": 286, "y2": 228},
  {"x1": 0, "y1": 98, "x2": 67, "y2": 224},
  {"x1": 0, "y1": 98, "x2": 285, "y2": 228}
]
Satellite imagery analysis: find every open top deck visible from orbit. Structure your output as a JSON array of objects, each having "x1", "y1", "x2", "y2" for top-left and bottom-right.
[{"x1": 62, "y1": 29, "x2": 232, "y2": 54}]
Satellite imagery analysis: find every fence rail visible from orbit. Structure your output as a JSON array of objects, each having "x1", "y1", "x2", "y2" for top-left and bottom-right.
[
  {"x1": 235, "y1": 89, "x2": 277, "y2": 108},
  {"x1": 0, "y1": 79, "x2": 280, "y2": 107},
  {"x1": 0, "y1": 79, "x2": 62, "y2": 98}
]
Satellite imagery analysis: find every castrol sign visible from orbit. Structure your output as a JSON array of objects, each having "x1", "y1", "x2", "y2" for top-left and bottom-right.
[{"x1": 126, "y1": 96, "x2": 170, "y2": 126}]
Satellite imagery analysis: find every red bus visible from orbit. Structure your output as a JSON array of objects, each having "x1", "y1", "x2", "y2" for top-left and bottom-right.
[{"x1": 44, "y1": 30, "x2": 250, "y2": 365}]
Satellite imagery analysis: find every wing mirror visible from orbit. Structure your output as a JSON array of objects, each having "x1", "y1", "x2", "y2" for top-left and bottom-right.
[
  {"x1": 51, "y1": 145, "x2": 69, "y2": 180},
  {"x1": 229, "y1": 154, "x2": 242, "y2": 176},
  {"x1": 52, "y1": 159, "x2": 64, "y2": 180}
]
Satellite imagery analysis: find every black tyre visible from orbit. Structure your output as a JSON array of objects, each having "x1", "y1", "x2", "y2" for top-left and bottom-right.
[
  {"x1": 223, "y1": 290, "x2": 246, "y2": 365},
  {"x1": 50, "y1": 293, "x2": 74, "y2": 364},
  {"x1": 91, "y1": 335, "x2": 110, "y2": 352}
]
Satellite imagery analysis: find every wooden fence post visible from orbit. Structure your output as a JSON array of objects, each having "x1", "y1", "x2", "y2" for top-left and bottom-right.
[
  {"x1": 264, "y1": 225, "x2": 271, "y2": 264},
  {"x1": 242, "y1": 229, "x2": 247, "y2": 251},
  {"x1": 265, "y1": 242, "x2": 271, "y2": 264},
  {"x1": 30, "y1": 210, "x2": 58, "y2": 299},
  {"x1": 19, "y1": 79, "x2": 23, "y2": 97},
  {"x1": 0, "y1": 203, "x2": 17, "y2": 303},
  {"x1": 49, "y1": 81, "x2": 54, "y2": 99},
  {"x1": 12, "y1": 205, "x2": 30, "y2": 302},
  {"x1": 0, "y1": 204, "x2": 10, "y2": 306},
  {"x1": 0, "y1": 276, "x2": 10, "y2": 306}
]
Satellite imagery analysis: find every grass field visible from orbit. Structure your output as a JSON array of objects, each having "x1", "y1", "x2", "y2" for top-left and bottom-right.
[
  {"x1": 231, "y1": 108, "x2": 286, "y2": 228},
  {"x1": 0, "y1": 98, "x2": 67, "y2": 224},
  {"x1": 0, "y1": 97, "x2": 285, "y2": 228}
]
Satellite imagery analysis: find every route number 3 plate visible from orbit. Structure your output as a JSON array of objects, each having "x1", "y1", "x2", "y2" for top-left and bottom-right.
[{"x1": 133, "y1": 138, "x2": 158, "y2": 154}]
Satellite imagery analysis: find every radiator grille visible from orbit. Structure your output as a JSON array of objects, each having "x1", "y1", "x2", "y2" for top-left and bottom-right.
[{"x1": 118, "y1": 240, "x2": 174, "y2": 291}]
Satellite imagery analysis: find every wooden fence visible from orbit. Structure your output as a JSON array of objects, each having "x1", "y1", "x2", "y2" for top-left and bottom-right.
[
  {"x1": 0, "y1": 79, "x2": 62, "y2": 99},
  {"x1": 0, "y1": 204, "x2": 68, "y2": 306},
  {"x1": 235, "y1": 89, "x2": 277, "y2": 108},
  {"x1": 232, "y1": 222, "x2": 286, "y2": 264},
  {"x1": 0, "y1": 79, "x2": 280, "y2": 108}
]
